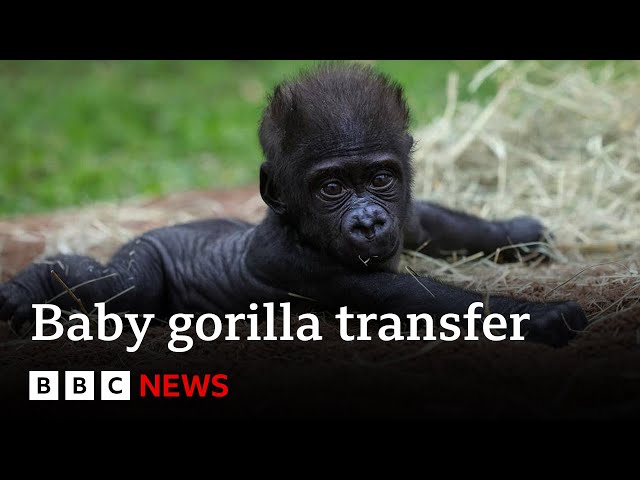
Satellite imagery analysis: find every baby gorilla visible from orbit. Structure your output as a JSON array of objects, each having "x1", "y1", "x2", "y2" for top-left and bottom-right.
[{"x1": 0, "y1": 64, "x2": 586, "y2": 346}]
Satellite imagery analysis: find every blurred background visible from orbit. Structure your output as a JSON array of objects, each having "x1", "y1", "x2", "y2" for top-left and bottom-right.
[{"x1": 2, "y1": 59, "x2": 627, "y2": 217}]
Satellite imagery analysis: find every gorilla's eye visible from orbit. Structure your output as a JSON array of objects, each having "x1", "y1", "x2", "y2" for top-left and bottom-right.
[
  {"x1": 371, "y1": 173, "x2": 394, "y2": 189},
  {"x1": 320, "y1": 181, "x2": 344, "y2": 198}
]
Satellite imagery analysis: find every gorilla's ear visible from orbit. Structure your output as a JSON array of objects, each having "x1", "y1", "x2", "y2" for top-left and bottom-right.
[{"x1": 260, "y1": 163, "x2": 287, "y2": 215}]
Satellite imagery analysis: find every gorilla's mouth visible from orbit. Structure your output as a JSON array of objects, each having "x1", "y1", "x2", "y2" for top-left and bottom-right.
[
  {"x1": 358, "y1": 255, "x2": 375, "y2": 266},
  {"x1": 356, "y1": 238, "x2": 400, "y2": 266}
]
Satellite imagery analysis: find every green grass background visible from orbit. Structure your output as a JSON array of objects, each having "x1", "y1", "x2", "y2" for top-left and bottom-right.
[{"x1": 0, "y1": 60, "x2": 629, "y2": 217}]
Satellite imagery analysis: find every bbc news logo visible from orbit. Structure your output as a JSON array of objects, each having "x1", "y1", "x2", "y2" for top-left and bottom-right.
[{"x1": 28, "y1": 371, "x2": 229, "y2": 400}]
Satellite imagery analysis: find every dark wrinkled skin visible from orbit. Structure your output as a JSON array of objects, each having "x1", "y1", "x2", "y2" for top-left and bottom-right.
[{"x1": 0, "y1": 64, "x2": 587, "y2": 347}]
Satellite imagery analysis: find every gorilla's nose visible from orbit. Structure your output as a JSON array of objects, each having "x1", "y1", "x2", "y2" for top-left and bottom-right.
[{"x1": 346, "y1": 206, "x2": 390, "y2": 242}]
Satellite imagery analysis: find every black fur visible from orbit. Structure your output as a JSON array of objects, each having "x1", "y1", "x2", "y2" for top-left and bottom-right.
[{"x1": 0, "y1": 63, "x2": 586, "y2": 347}]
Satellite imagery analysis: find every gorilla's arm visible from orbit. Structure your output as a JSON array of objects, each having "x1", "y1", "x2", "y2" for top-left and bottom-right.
[
  {"x1": 312, "y1": 272, "x2": 584, "y2": 347},
  {"x1": 0, "y1": 239, "x2": 165, "y2": 324},
  {"x1": 404, "y1": 200, "x2": 546, "y2": 258},
  {"x1": 0, "y1": 219, "x2": 282, "y2": 326}
]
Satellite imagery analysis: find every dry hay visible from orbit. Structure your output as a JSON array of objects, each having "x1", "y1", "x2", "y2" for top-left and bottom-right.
[
  {"x1": 407, "y1": 60, "x2": 640, "y2": 328},
  {"x1": 1, "y1": 61, "x2": 640, "y2": 418}
]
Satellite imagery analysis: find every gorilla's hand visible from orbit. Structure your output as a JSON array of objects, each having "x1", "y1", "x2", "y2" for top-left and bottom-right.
[
  {"x1": 516, "y1": 301, "x2": 587, "y2": 347},
  {"x1": 0, "y1": 281, "x2": 36, "y2": 328},
  {"x1": 497, "y1": 216, "x2": 553, "y2": 262},
  {"x1": 502, "y1": 216, "x2": 546, "y2": 243}
]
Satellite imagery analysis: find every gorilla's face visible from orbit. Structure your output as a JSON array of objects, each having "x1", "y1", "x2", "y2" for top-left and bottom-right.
[
  {"x1": 257, "y1": 64, "x2": 415, "y2": 270},
  {"x1": 296, "y1": 152, "x2": 410, "y2": 269}
]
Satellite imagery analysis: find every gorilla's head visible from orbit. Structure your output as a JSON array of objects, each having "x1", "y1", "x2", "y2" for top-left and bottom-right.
[{"x1": 258, "y1": 63, "x2": 414, "y2": 269}]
